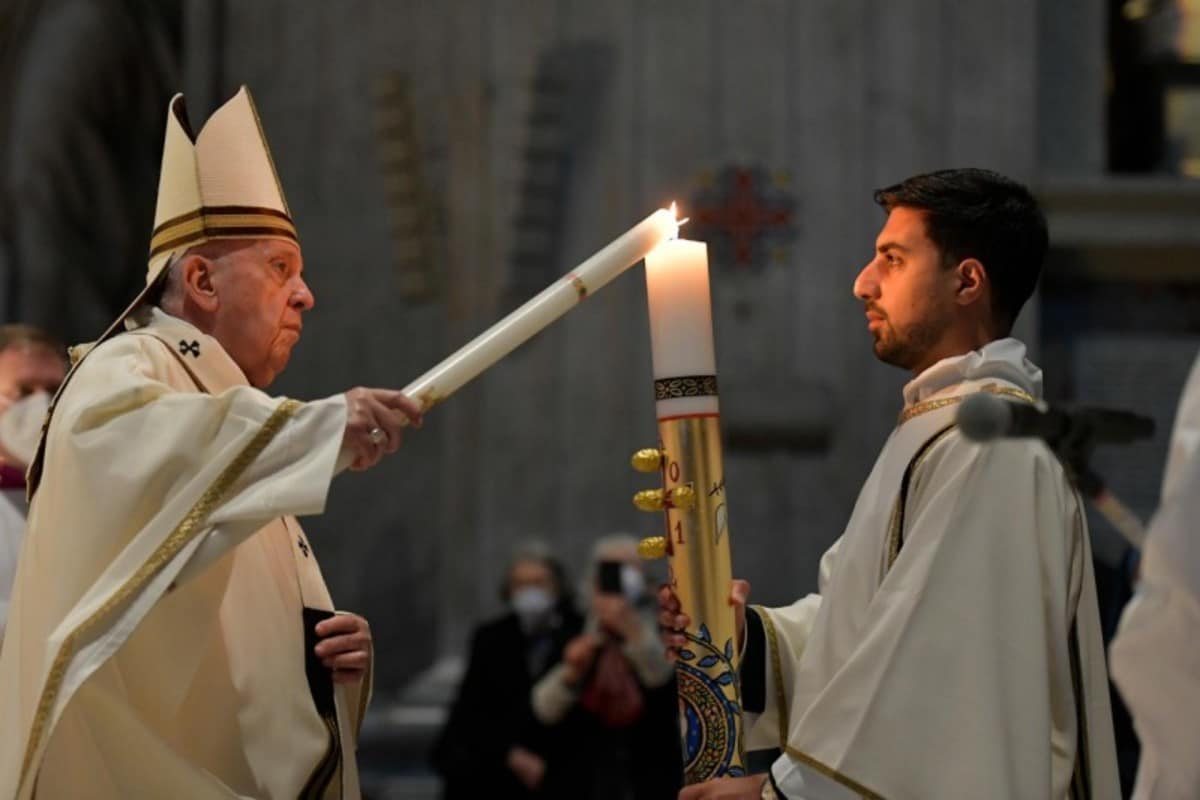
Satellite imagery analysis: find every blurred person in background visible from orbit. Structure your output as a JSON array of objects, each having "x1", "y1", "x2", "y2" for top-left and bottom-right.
[
  {"x1": 530, "y1": 534, "x2": 682, "y2": 800},
  {"x1": 0, "y1": 323, "x2": 64, "y2": 643},
  {"x1": 432, "y1": 541, "x2": 582, "y2": 798}
]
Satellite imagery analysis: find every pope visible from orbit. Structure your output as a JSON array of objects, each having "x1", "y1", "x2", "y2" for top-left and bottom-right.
[{"x1": 0, "y1": 87, "x2": 420, "y2": 799}]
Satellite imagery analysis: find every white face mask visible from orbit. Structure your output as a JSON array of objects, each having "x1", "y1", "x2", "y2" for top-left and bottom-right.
[
  {"x1": 511, "y1": 586, "x2": 554, "y2": 624},
  {"x1": 620, "y1": 564, "x2": 645, "y2": 604},
  {"x1": 0, "y1": 391, "x2": 50, "y2": 469}
]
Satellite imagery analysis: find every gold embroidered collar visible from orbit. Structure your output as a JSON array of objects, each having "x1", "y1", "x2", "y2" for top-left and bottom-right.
[{"x1": 897, "y1": 382, "x2": 1035, "y2": 425}]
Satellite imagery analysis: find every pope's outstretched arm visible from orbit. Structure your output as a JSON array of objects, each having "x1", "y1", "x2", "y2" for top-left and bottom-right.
[
  {"x1": 0, "y1": 332, "x2": 418, "y2": 799},
  {"x1": 40, "y1": 333, "x2": 416, "y2": 590}
]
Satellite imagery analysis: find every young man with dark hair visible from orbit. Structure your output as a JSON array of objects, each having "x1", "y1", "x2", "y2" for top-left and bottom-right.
[{"x1": 664, "y1": 169, "x2": 1120, "y2": 799}]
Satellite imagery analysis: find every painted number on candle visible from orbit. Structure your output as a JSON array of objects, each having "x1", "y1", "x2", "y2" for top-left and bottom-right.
[
  {"x1": 674, "y1": 518, "x2": 685, "y2": 546},
  {"x1": 667, "y1": 460, "x2": 681, "y2": 483}
]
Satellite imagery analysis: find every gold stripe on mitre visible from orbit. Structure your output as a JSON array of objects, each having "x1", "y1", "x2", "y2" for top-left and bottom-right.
[{"x1": 148, "y1": 205, "x2": 298, "y2": 259}]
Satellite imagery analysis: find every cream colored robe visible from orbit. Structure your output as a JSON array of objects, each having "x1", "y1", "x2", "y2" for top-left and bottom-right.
[
  {"x1": 745, "y1": 339, "x2": 1120, "y2": 800},
  {"x1": 0, "y1": 308, "x2": 368, "y2": 799},
  {"x1": 1110, "y1": 351, "x2": 1200, "y2": 800}
]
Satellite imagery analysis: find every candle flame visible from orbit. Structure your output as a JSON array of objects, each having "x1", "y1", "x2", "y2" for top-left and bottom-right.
[{"x1": 668, "y1": 202, "x2": 690, "y2": 240}]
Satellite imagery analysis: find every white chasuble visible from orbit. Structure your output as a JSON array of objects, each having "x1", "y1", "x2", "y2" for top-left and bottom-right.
[
  {"x1": 1110, "y1": 351, "x2": 1200, "y2": 800},
  {"x1": 0, "y1": 307, "x2": 368, "y2": 799},
  {"x1": 744, "y1": 339, "x2": 1121, "y2": 800}
]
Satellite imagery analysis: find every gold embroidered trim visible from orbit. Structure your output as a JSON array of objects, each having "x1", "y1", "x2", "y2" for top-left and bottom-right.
[
  {"x1": 149, "y1": 213, "x2": 298, "y2": 257},
  {"x1": 885, "y1": 494, "x2": 903, "y2": 575},
  {"x1": 897, "y1": 383, "x2": 1034, "y2": 425},
  {"x1": 18, "y1": 398, "x2": 302, "y2": 792},
  {"x1": 782, "y1": 746, "x2": 885, "y2": 800},
  {"x1": 150, "y1": 204, "x2": 293, "y2": 237},
  {"x1": 885, "y1": 426, "x2": 958, "y2": 572},
  {"x1": 1068, "y1": 624, "x2": 1092, "y2": 800},
  {"x1": 300, "y1": 711, "x2": 342, "y2": 799},
  {"x1": 244, "y1": 88, "x2": 292, "y2": 216},
  {"x1": 751, "y1": 605, "x2": 790, "y2": 751},
  {"x1": 356, "y1": 659, "x2": 373, "y2": 738}
]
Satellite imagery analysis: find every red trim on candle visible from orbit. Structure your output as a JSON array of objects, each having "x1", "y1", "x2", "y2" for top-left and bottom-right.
[{"x1": 656, "y1": 412, "x2": 720, "y2": 422}]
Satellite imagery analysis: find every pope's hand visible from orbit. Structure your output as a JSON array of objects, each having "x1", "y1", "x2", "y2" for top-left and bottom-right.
[
  {"x1": 658, "y1": 579, "x2": 750, "y2": 661},
  {"x1": 314, "y1": 612, "x2": 372, "y2": 684},
  {"x1": 342, "y1": 388, "x2": 423, "y2": 471},
  {"x1": 678, "y1": 775, "x2": 769, "y2": 799}
]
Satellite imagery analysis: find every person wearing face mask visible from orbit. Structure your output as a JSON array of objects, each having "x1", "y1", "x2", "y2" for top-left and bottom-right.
[
  {"x1": 0, "y1": 324, "x2": 65, "y2": 645},
  {"x1": 432, "y1": 542, "x2": 582, "y2": 799},
  {"x1": 529, "y1": 535, "x2": 682, "y2": 800}
]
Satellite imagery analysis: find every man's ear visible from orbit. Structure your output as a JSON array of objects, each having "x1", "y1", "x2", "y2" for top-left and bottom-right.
[
  {"x1": 954, "y1": 258, "x2": 988, "y2": 307},
  {"x1": 178, "y1": 254, "x2": 219, "y2": 312}
]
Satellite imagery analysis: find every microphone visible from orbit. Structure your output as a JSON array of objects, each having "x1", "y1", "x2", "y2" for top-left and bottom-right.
[
  {"x1": 957, "y1": 392, "x2": 1153, "y2": 547},
  {"x1": 957, "y1": 392, "x2": 1155, "y2": 448}
]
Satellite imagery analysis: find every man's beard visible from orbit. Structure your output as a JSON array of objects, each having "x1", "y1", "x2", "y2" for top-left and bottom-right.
[{"x1": 871, "y1": 314, "x2": 949, "y2": 371}]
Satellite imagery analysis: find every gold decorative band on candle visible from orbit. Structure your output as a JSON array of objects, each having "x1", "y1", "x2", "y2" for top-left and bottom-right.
[
  {"x1": 654, "y1": 375, "x2": 719, "y2": 401},
  {"x1": 569, "y1": 273, "x2": 588, "y2": 301}
]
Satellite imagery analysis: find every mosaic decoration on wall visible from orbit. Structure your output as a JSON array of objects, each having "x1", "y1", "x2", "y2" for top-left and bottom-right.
[{"x1": 690, "y1": 165, "x2": 796, "y2": 272}]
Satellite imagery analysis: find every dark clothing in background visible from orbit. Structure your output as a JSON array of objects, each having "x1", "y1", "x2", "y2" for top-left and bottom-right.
[
  {"x1": 432, "y1": 605, "x2": 683, "y2": 799},
  {"x1": 432, "y1": 607, "x2": 582, "y2": 799},
  {"x1": 544, "y1": 666, "x2": 682, "y2": 800}
]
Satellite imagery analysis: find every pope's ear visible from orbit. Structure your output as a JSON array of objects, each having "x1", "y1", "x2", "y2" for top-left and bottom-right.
[{"x1": 177, "y1": 254, "x2": 219, "y2": 311}]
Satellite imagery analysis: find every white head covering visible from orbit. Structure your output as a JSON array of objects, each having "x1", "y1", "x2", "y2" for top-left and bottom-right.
[{"x1": 145, "y1": 86, "x2": 296, "y2": 280}]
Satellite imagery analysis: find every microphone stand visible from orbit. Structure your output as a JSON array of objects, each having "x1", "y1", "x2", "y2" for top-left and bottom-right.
[
  {"x1": 1068, "y1": 463, "x2": 1147, "y2": 549},
  {"x1": 1054, "y1": 430, "x2": 1147, "y2": 549}
]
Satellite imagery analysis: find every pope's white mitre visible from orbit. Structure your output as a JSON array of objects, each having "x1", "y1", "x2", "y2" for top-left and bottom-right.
[
  {"x1": 27, "y1": 86, "x2": 299, "y2": 498},
  {"x1": 147, "y1": 86, "x2": 297, "y2": 281}
]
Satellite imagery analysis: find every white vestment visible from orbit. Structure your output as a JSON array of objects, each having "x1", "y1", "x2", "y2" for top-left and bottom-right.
[
  {"x1": 1110, "y1": 351, "x2": 1200, "y2": 800},
  {"x1": 745, "y1": 339, "x2": 1120, "y2": 800},
  {"x1": 0, "y1": 308, "x2": 369, "y2": 799},
  {"x1": 0, "y1": 486, "x2": 27, "y2": 643}
]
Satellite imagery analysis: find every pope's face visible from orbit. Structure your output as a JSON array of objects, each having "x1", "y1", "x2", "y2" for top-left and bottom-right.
[
  {"x1": 210, "y1": 240, "x2": 313, "y2": 388},
  {"x1": 852, "y1": 206, "x2": 958, "y2": 373}
]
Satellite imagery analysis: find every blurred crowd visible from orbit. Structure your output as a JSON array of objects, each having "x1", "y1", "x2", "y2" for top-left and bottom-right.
[{"x1": 432, "y1": 536, "x2": 683, "y2": 799}]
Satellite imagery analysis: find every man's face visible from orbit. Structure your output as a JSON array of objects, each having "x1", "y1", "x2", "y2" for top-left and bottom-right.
[
  {"x1": 853, "y1": 206, "x2": 958, "y2": 372},
  {"x1": 0, "y1": 345, "x2": 65, "y2": 409},
  {"x1": 209, "y1": 240, "x2": 314, "y2": 388}
]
